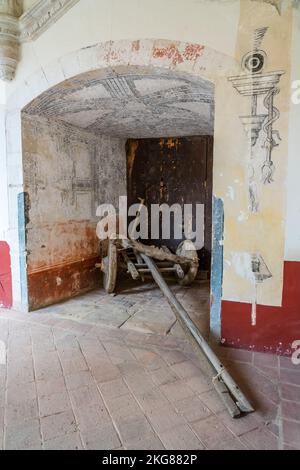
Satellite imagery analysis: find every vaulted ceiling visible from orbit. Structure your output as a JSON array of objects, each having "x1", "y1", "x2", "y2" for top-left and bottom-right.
[{"x1": 25, "y1": 70, "x2": 215, "y2": 138}]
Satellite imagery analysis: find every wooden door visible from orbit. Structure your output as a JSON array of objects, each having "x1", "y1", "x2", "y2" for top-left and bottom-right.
[{"x1": 127, "y1": 136, "x2": 213, "y2": 270}]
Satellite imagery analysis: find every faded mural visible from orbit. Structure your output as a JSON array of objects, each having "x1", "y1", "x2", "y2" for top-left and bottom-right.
[{"x1": 24, "y1": 72, "x2": 215, "y2": 138}]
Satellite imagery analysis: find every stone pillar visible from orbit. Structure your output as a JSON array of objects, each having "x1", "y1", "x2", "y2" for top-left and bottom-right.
[{"x1": 0, "y1": 1, "x2": 22, "y2": 81}]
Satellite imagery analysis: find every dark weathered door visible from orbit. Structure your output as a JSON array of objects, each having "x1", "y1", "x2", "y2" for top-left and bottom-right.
[{"x1": 127, "y1": 136, "x2": 213, "y2": 270}]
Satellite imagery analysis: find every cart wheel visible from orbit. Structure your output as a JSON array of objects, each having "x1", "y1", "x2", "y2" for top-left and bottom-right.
[
  {"x1": 103, "y1": 240, "x2": 118, "y2": 294},
  {"x1": 175, "y1": 240, "x2": 199, "y2": 286}
]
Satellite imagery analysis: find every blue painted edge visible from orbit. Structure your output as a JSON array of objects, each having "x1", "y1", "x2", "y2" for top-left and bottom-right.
[
  {"x1": 210, "y1": 196, "x2": 224, "y2": 342},
  {"x1": 18, "y1": 192, "x2": 29, "y2": 311}
]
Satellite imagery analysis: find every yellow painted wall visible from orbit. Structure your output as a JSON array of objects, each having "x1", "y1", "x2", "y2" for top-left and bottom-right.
[{"x1": 214, "y1": 0, "x2": 293, "y2": 306}]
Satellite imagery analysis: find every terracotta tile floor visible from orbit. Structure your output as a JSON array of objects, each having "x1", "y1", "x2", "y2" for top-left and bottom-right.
[
  {"x1": 32, "y1": 280, "x2": 211, "y2": 338},
  {"x1": 0, "y1": 283, "x2": 299, "y2": 450}
]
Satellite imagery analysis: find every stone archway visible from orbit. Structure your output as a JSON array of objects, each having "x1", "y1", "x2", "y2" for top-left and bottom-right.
[{"x1": 5, "y1": 39, "x2": 238, "y2": 345}]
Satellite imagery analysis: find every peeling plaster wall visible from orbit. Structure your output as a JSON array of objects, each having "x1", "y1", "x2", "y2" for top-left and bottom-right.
[
  {"x1": 22, "y1": 113, "x2": 126, "y2": 309},
  {"x1": 214, "y1": 1, "x2": 293, "y2": 308},
  {"x1": 285, "y1": 7, "x2": 300, "y2": 262}
]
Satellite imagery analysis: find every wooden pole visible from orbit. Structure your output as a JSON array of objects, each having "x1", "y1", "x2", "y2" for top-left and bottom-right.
[{"x1": 140, "y1": 253, "x2": 254, "y2": 417}]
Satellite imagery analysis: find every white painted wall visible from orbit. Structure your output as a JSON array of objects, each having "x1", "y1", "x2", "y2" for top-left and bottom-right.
[
  {"x1": 0, "y1": 80, "x2": 5, "y2": 105},
  {"x1": 285, "y1": 7, "x2": 300, "y2": 262},
  {"x1": 4, "y1": 0, "x2": 240, "y2": 101}
]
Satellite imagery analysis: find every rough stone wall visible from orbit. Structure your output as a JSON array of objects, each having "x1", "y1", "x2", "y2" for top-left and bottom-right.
[{"x1": 22, "y1": 113, "x2": 126, "y2": 309}]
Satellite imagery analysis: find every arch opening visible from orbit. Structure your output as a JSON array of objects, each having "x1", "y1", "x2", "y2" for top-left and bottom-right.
[{"x1": 16, "y1": 39, "x2": 227, "y2": 340}]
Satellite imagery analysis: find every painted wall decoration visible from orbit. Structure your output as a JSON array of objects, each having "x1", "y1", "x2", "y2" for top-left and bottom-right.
[
  {"x1": 71, "y1": 148, "x2": 100, "y2": 216},
  {"x1": 228, "y1": 27, "x2": 284, "y2": 213},
  {"x1": 222, "y1": 260, "x2": 300, "y2": 356},
  {"x1": 22, "y1": 113, "x2": 127, "y2": 310}
]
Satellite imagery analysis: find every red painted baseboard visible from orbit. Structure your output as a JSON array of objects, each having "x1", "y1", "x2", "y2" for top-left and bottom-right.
[
  {"x1": 222, "y1": 261, "x2": 300, "y2": 356},
  {"x1": 0, "y1": 241, "x2": 13, "y2": 309}
]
